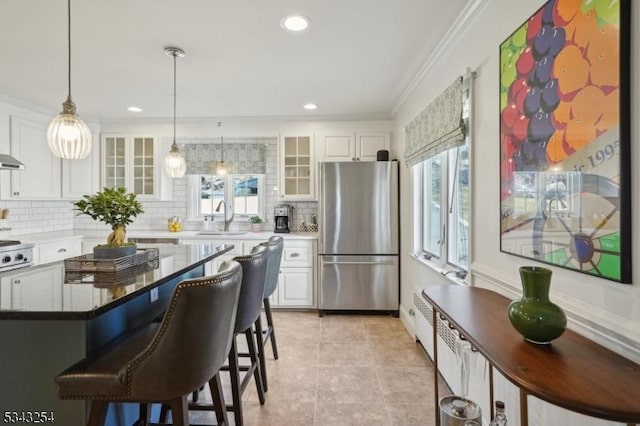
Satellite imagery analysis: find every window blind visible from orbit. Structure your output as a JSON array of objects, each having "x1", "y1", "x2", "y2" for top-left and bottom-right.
[{"x1": 404, "y1": 77, "x2": 465, "y2": 167}]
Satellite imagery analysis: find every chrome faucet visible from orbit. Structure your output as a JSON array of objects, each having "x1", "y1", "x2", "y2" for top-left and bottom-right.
[{"x1": 215, "y1": 200, "x2": 234, "y2": 231}]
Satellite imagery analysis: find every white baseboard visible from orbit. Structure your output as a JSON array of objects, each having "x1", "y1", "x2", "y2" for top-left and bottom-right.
[{"x1": 399, "y1": 303, "x2": 415, "y2": 340}]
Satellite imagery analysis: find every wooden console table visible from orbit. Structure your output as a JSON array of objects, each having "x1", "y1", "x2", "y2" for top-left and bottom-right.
[{"x1": 422, "y1": 285, "x2": 640, "y2": 426}]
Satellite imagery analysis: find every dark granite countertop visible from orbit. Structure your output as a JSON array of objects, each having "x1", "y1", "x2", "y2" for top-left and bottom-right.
[{"x1": 0, "y1": 243, "x2": 234, "y2": 320}]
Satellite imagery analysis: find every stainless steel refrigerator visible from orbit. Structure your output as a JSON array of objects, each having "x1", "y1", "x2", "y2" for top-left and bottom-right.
[{"x1": 318, "y1": 161, "x2": 399, "y2": 314}]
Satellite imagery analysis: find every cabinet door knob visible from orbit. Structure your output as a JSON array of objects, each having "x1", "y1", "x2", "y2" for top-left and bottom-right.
[
  {"x1": 13, "y1": 279, "x2": 21, "y2": 285},
  {"x1": 352, "y1": 157, "x2": 356, "y2": 161}
]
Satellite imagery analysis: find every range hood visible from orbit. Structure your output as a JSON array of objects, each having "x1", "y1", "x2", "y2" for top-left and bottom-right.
[{"x1": 0, "y1": 154, "x2": 25, "y2": 170}]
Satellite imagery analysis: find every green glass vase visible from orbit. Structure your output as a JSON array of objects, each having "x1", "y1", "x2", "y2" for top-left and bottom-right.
[{"x1": 508, "y1": 266, "x2": 567, "y2": 345}]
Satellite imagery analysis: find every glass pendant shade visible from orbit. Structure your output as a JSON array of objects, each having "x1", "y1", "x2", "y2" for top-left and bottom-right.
[
  {"x1": 47, "y1": 98, "x2": 92, "y2": 159},
  {"x1": 210, "y1": 135, "x2": 232, "y2": 175},
  {"x1": 211, "y1": 160, "x2": 231, "y2": 175},
  {"x1": 48, "y1": 0, "x2": 92, "y2": 160},
  {"x1": 163, "y1": 46, "x2": 186, "y2": 178},
  {"x1": 164, "y1": 142, "x2": 186, "y2": 178}
]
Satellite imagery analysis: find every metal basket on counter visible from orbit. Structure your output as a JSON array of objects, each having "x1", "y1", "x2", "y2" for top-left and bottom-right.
[{"x1": 64, "y1": 248, "x2": 159, "y2": 272}]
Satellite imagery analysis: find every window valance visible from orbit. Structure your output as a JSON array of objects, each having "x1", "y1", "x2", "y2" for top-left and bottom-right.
[
  {"x1": 182, "y1": 137, "x2": 273, "y2": 174},
  {"x1": 404, "y1": 77, "x2": 465, "y2": 167}
]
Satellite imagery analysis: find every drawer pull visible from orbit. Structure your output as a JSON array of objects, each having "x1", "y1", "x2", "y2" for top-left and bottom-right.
[
  {"x1": 58, "y1": 248, "x2": 67, "y2": 253},
  {"x1": 290, "y1": 252, "x2": 301, "y2": 258}
]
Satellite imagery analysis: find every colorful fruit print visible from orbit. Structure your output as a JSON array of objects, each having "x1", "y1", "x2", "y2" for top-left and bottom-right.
[
  {"x1": 569, "y1": 85, "x2": 606, "y2": 126},
  {"x1": 554, "y1": 0, "x2": 582, "y2": 25},
  {"x1": 567, "y1": 8, "x2": 598, "y2": 48},
  {"x1": 564, "y1": 117, "x2": 598, "y2": 151},
  {"x1": 552, "y1": 45, "x2": 590, "y2": 99},
  {"x1": 587, "y1": 24, "x2": 619, "y2": 90},
  {"x1": 596, "y1": 88, "x2": 619, "y2": 132},
  {"x1": 500, "y1": 0, "x2": 621, "y2": 213},
  {"x1": 546, "y1": 129, "x2": 568, "y2": 163}
]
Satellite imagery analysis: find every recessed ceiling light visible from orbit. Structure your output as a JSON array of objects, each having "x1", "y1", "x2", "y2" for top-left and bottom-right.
[
  {"x1": 281, "y1": 15, "x2": 310, "y2": 32},
  {"x1": 303, "y1": 103, "x2": 318, "y2": 110},
  {"x1": 127, "y1": 106, "x2": 143, "y2": 113}
]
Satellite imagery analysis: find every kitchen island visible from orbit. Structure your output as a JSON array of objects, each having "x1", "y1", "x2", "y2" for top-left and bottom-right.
[{"x1": 0, "y1": 243, "x2": 233, "y2": 426}]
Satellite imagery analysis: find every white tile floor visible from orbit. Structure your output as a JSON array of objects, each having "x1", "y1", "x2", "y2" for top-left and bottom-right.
[{"x1": 179, "y1": 311, "x2": 447, "y2": 425}]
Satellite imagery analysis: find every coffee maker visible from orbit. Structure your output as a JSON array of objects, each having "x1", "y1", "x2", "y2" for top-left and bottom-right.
[{"x1": 274, "y1": 205, "x2": 294, "y2": 233}]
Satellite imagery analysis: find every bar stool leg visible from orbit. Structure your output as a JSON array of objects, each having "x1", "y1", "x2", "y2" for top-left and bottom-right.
[
  {"x1": 228, "y1": 337, "x2": 244, "y2": 426},
  {"x1": 87, "y1": 401, "x2": 108, "y2": 426},
  {"x1": 133, "y1": 403, "x2": 150, "y2": 426},
  {"x1": 264, "y1": 298, "x2": 279, "y2": 359},
  {"x1": 169, "y1": 395, "x2": 189, "y2": 426},
  {"x1": 255, "y1": 316, "x2": 268, "y2": 392},
  {"x1": 209, "y1": 372, "x2": 229, "y2": 426},
  {"x1": 158, "y1": 404, "x2": 168, "y2": 423},
  {"x1": 245, "y1": 327, "x2": 265, "y2": 405}
]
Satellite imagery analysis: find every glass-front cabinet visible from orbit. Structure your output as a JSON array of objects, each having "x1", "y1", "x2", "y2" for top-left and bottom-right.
[
  {"x1": 103, "y1": 135, "x2": 127, "y2": 189},
  {"x1": 280, "y1": 134, "x2": 315, "y2": 200},
  {"x1": 101, "y1": 134, "x2": 172, "y2": 200}
]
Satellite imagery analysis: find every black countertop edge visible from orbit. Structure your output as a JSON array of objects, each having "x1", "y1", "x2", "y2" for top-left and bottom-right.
[{"x1": 0, "y1": 244, "x2": 235, "y2": 321}]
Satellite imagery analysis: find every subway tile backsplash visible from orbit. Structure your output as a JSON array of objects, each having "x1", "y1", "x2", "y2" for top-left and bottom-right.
[{"x1": 9, "y1": 137, "x2": 318, "y2": 236}]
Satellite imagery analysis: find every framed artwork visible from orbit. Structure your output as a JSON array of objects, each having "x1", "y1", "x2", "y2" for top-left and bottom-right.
[{"x1": 499, "y1": 0, "x2": 631, "y2": 283}]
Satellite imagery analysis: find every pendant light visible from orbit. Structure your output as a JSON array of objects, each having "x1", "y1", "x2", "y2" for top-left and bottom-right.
[
  {"x1": 47, "y1": 0, "x2": 92, "y2": 159},
  {"x1": 163, "y1": 46, "x2": 187, "y2": 178},
  {"x1": 211, "y1": 122, "x2": 232, "y2": 175}
]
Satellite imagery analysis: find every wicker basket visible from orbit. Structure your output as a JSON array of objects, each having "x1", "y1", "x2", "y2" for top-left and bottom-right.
[
  {"x1": 64, "y1": 248, "x2": 160, "y2": 272},
  {"x1": 64, "y1": 259, "x2": 160, "y2": 287}
]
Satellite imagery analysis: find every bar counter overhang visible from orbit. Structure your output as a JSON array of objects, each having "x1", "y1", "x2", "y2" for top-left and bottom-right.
[{"x1": 0, "y1": 243, "x2": 234, "y2": 425}]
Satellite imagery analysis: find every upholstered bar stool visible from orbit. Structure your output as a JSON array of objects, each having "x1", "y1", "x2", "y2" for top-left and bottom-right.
[
  {"x1": 188, "y1": 245, "x2": 269, "y2": 426},
  {"x1": 54, "y1": 261, "x2": 243, "y2": 426},
  {"x1": 223, "y1": 245, "x2": 269, "y2": 426},
  {"x1": 257, "y1": 235, "x2": 284, "y2": 389}
]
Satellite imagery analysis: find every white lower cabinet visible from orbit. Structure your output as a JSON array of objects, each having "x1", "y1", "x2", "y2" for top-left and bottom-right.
[
  {"x1": 0, "y1": 265, "x2": 63, "y2": 311},
  {"x1": 277, "y1": 268, "x2": 313, "y2": 306},
  {"x1": 179, "y1": 237, "x2": 316, "y2": 309},
  {"x1": 33, "y1": 238, "x2": 82, "y2": 265},
  {"x1": 272, "y1": 239, "x2": 315, "y2": 308}
]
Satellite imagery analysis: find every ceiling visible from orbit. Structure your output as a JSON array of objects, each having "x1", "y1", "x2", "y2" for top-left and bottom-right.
[{"x1": 0, "y1": 0, "x2": 468, "y2": 121}]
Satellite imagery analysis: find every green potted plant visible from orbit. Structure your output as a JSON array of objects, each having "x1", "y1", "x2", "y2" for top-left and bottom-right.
[
  {"x1": 73, "y1": 187, "x2": 144, "y2": 258},
  {"x1": 249, "y1": 215, "x2": 264, "y2": 232}
]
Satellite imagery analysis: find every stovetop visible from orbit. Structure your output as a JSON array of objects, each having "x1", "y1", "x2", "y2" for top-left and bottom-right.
[{"x1": 0, "y1": 240, "x2": 35, "y2": 271}]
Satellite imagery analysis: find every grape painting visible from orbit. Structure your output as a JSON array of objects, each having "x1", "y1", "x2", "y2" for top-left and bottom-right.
[{"x1": 499, "y1": 0, "x2": 631, "y2": 283}]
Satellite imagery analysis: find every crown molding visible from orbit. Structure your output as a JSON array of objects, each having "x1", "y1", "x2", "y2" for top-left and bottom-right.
[{"x1": 391, "y1": 0, "x2": 489, "y2": 117}]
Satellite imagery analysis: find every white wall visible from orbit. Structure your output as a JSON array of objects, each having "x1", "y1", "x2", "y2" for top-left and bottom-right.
[{"x1": 394, "y1": 0, "x2": 640, "y2": 363}]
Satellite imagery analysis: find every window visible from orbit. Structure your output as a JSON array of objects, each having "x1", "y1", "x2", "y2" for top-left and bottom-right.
[
  {"x1": 414, "y1": 76, "x2": 472, "y2": 273},
  {"x1": 189, "y1": 174, "x2": 264, "y2": 220},
  {"x1": 415, "y1": 144, "x2": 469, "y2": 271}
]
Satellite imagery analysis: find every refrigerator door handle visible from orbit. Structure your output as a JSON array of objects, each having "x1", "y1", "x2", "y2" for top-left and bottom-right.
[{"x1": 322, "y1": 260, "x2": 396, "y2": 266}]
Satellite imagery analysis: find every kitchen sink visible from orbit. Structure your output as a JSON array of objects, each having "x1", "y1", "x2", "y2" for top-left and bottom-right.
[{"x1": 196, "y1": 231, "x2": 248, "y2": 236}]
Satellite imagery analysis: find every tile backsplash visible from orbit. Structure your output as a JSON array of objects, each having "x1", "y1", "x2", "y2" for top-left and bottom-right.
[{"x1": 22, "y1": 137, "x2": 319, "y2": 236}]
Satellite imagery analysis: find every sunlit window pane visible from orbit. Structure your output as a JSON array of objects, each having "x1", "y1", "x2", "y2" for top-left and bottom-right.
[
  {"x1": 422, "y1": 157, "x2": 441, "y2": 257},
  {"x1": 199, "y1": 176, "x2": 225, "y2": 215},
  {"x1": 233, "y1": 175, "x2": 260, "y2": 216}
]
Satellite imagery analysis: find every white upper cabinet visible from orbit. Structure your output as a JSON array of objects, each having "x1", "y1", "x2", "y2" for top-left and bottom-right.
[
  {"x1": 61, "y1": 131, "x2": 100, "y2": 199},
  {"x1": 279, "y1": 134, "x2": 315, "y2": 200},
  {"x1": 317, "y1": 130, "x2": 390, "y2": 162},
  {"x1": 101, "y1": 134, "x2": 173, "y2": 200},
  {"x1": 1, "y1": 112, "x2": 99, "y2": 200},
  {"x1": 8, "y1": 115, "x2": 60, "y2": 199}
]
